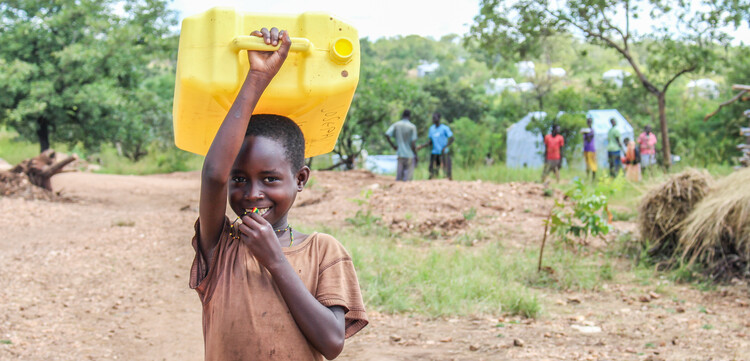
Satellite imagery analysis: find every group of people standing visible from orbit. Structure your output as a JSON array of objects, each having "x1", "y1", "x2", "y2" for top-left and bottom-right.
[
  {"x1": 543, "y1": 116, "x2": 659, "y2": 183},
  {"x1": 385, "y1": 109, "x2": 454, "y2": 181}
]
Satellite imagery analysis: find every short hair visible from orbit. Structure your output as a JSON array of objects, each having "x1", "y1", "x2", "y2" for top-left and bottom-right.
[
  {"x1": 402, "y1": 109, "x2": 411, "y2": 119},
  {"x1": 245, "y1": 114, "x2": 305, "y2": 171}
]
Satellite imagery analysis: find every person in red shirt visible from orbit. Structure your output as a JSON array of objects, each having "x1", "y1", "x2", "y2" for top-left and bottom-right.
[{"x1": 542, "y1": 125, "x2": 565, "y2": 183}]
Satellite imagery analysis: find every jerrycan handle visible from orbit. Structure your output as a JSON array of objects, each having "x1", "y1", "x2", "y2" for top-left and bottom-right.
[{"x1": 231, "y1": 36, "x2": 312, "y2": 53}]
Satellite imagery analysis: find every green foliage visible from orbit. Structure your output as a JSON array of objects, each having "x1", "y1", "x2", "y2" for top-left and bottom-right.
[
  {"x1": 0, "y1": 0, "x2": 177, "y2": 159},
  {"x1": 548, "y1": 177, "x2": 623, "y2": 244}
]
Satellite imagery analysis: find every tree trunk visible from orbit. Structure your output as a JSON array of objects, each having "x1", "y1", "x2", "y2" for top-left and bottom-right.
[
  {"x1": 657, "y1": 93, "x2": 672, "y2": 169},
  {"x1": 36, "y1": 117, "x2": 50, "y2": 153}
]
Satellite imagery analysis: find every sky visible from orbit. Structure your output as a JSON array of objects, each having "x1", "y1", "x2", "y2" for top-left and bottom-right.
[{"x1": 169, "y1": 0, "x2": 481, "y2": 40}]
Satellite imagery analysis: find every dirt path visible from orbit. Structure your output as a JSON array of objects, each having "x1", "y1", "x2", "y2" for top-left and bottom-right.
[{"x1": 1, "y1": 171, "x2": 748, "y2": 360}]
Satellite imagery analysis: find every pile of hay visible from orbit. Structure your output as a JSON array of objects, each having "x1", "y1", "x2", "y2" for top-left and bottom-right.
[
  {"x1": 638, "y1": 169, "x2": 712, "y2": 259},
  {"x1": 678, "y1": 168, "x2": 750, "y2": 280}
]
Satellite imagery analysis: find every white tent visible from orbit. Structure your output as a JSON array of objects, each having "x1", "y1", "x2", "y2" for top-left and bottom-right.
[
  {"x1": 602, "y1": 69, "x2": 631, "y2": 87},
  {"x1": 505, "y1": 109, "x2": 634, "y2": 169},
  {"x1": 506, "y1": 111, "x2": 547, "y2": 168},
  {"x1": 686, "y1": 78, "x2": 719, "y2": 99},
  {"x1": 516, "y1": 61, "x2": 535, "y2": 77},
  {"x1": 486, "y1": 78, "x2": 518, "y2": 94}
]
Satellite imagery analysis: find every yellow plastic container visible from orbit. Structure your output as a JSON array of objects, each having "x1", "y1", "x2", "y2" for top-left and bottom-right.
[{"x1": 173, "y1": 8, "x2": 360, "y2": 158}]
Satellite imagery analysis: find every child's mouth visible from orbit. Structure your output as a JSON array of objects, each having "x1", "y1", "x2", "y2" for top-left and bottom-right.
[{"x1": 244, "y1": 207, "x2": 270, "y2": 216}]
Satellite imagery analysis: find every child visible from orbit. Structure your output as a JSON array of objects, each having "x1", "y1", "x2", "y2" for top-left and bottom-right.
[
  {"x1": 622, "y1": 137, "x2": 641, "y2": 182},
  {"x1": 189, "y1": 28, "x2": 368, "y2": 360}
]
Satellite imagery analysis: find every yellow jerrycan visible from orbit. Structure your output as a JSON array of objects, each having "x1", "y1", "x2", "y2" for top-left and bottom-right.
[{"x1": 173, "y1": 8, "x2": 359, "y2": 158}]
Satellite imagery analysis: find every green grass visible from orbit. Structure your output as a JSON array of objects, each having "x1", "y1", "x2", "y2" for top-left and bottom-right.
[
  {"x1": 298, "y1": 220, "x2": 633, "y2": 318},
  {"x1": 94, "y1": 145, "x2": 203, "y2": 175}
]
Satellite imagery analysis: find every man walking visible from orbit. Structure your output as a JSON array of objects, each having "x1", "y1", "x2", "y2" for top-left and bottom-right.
[
  {"x1": 422, "y1": 112, "x2": 454, "y2": 180},
  {"x1": 607, "y1": 117, "x2": 624, "y2": 177},
  {"x1": 385, "y1": 109, "x2": 418, "y2": 181}
]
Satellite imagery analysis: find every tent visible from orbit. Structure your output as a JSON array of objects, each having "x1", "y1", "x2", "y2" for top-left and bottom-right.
[{"x1": 506, "y1": 109, "x2": 634, "y2": 169}]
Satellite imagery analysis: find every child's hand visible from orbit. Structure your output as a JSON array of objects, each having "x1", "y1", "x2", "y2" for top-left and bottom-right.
[
  {"x1": 237, "y1": 212, "x2": 287, "y2": 269},
  {"x1": 248, "y1": 28, "x2": 291, "y2": 80}
]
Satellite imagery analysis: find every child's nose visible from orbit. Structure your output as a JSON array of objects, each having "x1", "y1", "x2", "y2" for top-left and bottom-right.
[{"x1": 244, "y1": 184, "x2": 264, "y2": 200}]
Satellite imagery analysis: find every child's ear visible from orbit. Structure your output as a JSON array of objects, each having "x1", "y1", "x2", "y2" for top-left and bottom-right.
[{"x1": 295, "y1": 166, "x2": 311, "y2": 191}]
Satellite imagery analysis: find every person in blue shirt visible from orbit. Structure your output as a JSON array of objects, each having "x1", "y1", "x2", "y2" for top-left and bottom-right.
[{"x1": 419, "y1": 112, "x2": 454, "y2": 180}]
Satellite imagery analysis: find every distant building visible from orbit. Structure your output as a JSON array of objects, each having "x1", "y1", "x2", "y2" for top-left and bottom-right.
[
  {"x1": 417, "y1": 61, "x2": 440, "y2": 77},
  {"x1": 516, "y1": 61, "x2": 535, "y2": 77},
  {"x1": 602, "y1": 69, "x2": 631, "y2": 87},
  {"x1": 486, "y1": 78, "x2": 518, "y2": 94},
  {"x1": 548, "y1": 68, "x2": 566, "y2": 78},
  {"x1": 686, "y1": 79, "x2": 719, "y2": 99},
  {"x1": 517, "y1": 82, "x2": 535, "y2": 92}
]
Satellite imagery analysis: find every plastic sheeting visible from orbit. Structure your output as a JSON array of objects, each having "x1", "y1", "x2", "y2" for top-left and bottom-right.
[
  {"x1": 506, "y1": 111, "x2": 547, "y2": 168},
  {"x1": 505, "y1": 109, "x2": 634, "y2": 169}
]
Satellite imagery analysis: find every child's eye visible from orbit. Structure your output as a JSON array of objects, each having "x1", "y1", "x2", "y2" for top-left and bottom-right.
[
  {"x1": 231, "y1": 176, "x2": 247, "y2": 183},
  {"x1": 263, "y1": 176, "x2": 279, "y2": 183}
]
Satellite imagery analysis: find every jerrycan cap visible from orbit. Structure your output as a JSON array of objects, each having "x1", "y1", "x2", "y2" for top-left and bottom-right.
[{"x1": 330, "y1": 37, "x2": 354, "y2": 64}]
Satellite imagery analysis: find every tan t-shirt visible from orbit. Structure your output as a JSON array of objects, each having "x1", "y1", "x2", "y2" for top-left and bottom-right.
[{"x1": 190, "y1": 217, "x2": 368, "y2": 361}]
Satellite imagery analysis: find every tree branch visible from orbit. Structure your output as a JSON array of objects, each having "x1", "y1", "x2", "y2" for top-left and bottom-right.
[
  {"x1": 661, "y1": 65, "x2": 697, "y2": 93},
  {"x1": 704, "y1": 90, "x2": 748, "y2": 121}
]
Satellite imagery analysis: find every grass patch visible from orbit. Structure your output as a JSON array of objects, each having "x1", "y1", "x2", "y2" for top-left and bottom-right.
[{"x1": 300, "y1": 220, "x2": 637, "y2": 318}]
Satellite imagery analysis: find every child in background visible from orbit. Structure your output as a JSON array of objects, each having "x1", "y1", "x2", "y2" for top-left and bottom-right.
[
  {"x1": 190, "y1": 28, "x2": 367, "y2": 361},
  {"x1": 622, "y1": 137, "x2": 641, "y2": 182}
]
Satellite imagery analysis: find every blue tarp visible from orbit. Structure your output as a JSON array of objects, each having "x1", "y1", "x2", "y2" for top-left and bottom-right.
[{"x1": 505, "y1": 109, "x2": 634, "y2": 169}]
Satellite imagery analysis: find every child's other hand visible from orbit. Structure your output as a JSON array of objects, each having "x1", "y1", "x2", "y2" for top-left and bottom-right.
[
  {"x1": 248, "y1": 28, "x2": 291, "y2": 80},
  {"x1": 237, "y1": 212, "x2": 285, "y2": 269}
]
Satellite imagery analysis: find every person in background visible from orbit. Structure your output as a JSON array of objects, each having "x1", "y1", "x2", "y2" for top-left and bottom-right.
[
  {"x1": 419, "y1": 112, "x2": 454, "y2": 180},
  {"x1": 541, "y1": 125, "x2": 564, "y2": 184},
  {"x1": 385, "y1": 109, "x2": 418, "y2": 181},
  {"x1": 638, "y1": 125, "x2": 658, "y2": 176},
  {"x1": 485, "y1": 152, "x2": 494, "y2": 166},
  {"x1": 622, "y1": 137, "x2": 641, "y2": 182},
  {"x1": 607, "y1": 117, "x2": 624, "y2": 177},
  {"x1": 582, "y1": 116, "x2": 597, "y2": 181}
]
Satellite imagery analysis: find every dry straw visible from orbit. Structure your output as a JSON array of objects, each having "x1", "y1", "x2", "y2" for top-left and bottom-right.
[
  {"x1": 637, "y1": 169, "x2": 712, "y2": 259},
  {"x1": 678, "y1": 168, "x2": 750, "y2": 279}
]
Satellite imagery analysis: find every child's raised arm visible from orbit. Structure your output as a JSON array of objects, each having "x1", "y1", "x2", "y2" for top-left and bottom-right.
[{"x1": 198, "y1": 28, "x2": 291, "y2": 263}]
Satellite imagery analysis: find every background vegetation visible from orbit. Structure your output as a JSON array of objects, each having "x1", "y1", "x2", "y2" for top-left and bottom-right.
[{"x1": 1, "y1": 0, "x2": 748, "y2": 173}]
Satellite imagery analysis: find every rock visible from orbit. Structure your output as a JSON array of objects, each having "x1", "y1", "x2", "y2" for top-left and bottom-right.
[
  {"x1": 649, "y1": 291, "x2": 661, "y2": 300},
  {"x1": 639, "y1": 295, "x2": 651, "y2": 303},
  {"x1": 675, "y1": 306, "x2": 686, "y2": 313},
  {"x1": 389, "y1": 335, "x2": 402, "y2": 342},
  {"x1": 513, "y1": 338, "x2": 525, "y2": 347},
  {"x1": 440, "y1": 337, "x2": 452, "y2": 343},
  {"x1": 567, "y1": 296, "x2": 582, "y2": 304},
  {"x1": 469, "y1": 344, "x2": 480, "y2": 351},
  {"x1": 571, "y1": 325, "x2": 602, "y2": 333}
]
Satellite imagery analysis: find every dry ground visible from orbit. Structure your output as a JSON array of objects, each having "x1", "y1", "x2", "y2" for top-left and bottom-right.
[{"x1": 1, "y1": 170, "x2": 748, "y2": 360}]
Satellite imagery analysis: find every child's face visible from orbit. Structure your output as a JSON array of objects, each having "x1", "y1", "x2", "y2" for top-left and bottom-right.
[{"x1": 228, "y1": 135, "x2": 309, "y2": 229}]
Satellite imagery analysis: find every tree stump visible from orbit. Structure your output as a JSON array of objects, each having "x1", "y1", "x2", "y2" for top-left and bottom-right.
[{"x1": 8, "y1": 149, "x2": 77, "y2": 191}]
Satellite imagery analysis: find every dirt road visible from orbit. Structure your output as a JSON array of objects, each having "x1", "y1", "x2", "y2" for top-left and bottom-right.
[{"x1": 1, "y1": 171, "x2": 748, "y2": 360}]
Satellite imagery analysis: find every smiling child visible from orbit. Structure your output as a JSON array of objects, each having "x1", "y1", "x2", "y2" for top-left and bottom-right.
[{"x1": 189, "y1": 27, "x2": 368, "y2": 361}]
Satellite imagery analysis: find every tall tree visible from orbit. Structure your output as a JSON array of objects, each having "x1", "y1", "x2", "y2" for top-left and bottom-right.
[
  {"x1": 471, "y1": 0, "x2": 748, "y2": 167},
  {"x1": 0, "y1": 0, "x2": 176, "y2": 159}
]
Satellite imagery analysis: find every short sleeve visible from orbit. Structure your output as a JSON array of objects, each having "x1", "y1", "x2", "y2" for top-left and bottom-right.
[
  {"x1": 189, "y1": 217, "x2": 230, "y2": 301},
  {"x1": 314, "y1": 234, "x2": 369, "y2": 338},
  {"x1": 444, "y1": 125, "x2": 453, "y2": 138},
  {"x1": 385, "y1": 123, "x2": 395, "y2": 137},
  {"x1": 560, "y1": 135, "x2": 565, "y2": 147},
  {"x1": 410, "y1": 124, "x2": 417, "y2": 141}
]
